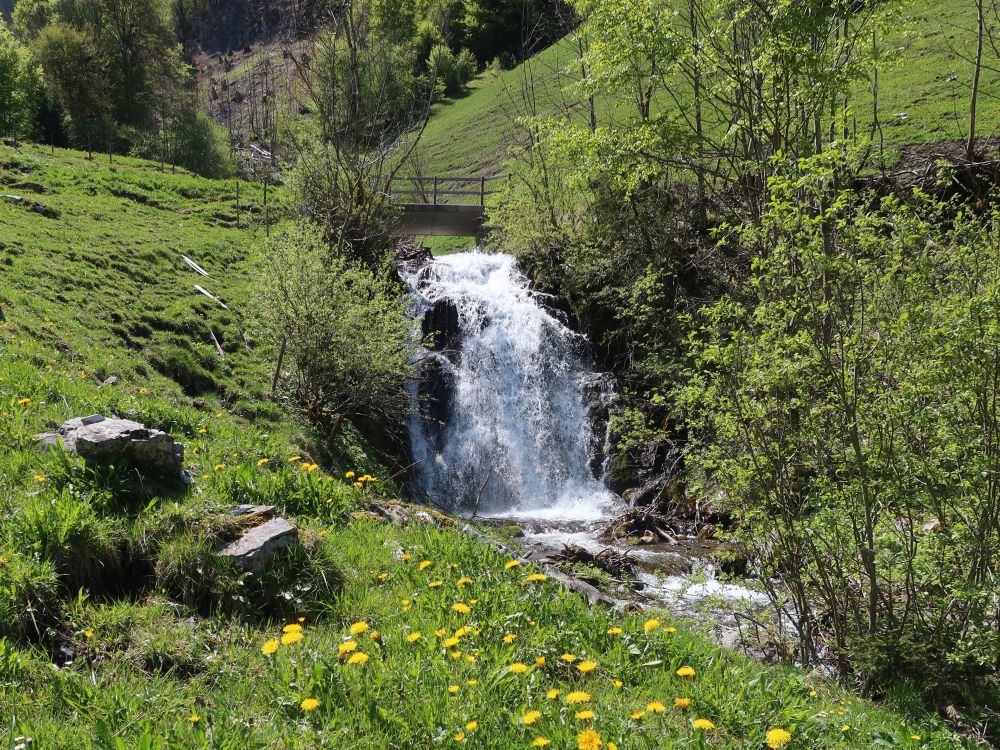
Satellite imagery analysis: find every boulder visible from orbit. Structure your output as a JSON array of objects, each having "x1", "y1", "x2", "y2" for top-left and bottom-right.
[
  {"x1": 218, "y1": 518, "x2": 299, "y2": 570},
  {"x1": 36, "y1": 414, "x2": 184, "y2": 478}
]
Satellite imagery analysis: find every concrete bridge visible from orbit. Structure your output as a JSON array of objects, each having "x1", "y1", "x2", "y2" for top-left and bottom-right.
[{"x1": 390, "y1": 175, "x2": 510, "y2": 239}]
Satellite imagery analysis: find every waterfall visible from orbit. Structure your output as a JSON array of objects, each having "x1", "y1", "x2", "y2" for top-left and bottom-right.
[{"x1": 405, "y1": 251, "x2": 616, "y2": 520}]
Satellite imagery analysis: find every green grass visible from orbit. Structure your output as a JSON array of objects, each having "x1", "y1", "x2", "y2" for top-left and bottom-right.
[
  {"x1": 414, "y1": 0, "x2": 1000, "y2": 180},
  {"x1": 0, "y1": 144, "x2": 975, "y2": 747}
]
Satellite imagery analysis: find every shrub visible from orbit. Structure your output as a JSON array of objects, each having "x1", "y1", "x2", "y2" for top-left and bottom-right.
[{"x1": 428, "y1": 44, "x2": 475, "y2": 95}]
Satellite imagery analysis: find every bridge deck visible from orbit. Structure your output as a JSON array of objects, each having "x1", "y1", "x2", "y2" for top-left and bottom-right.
[
  {"x1": 392, "y1": 203, "x2": 485, "y2": 237},
  {"x1": 389, "y1": 174, "x2": 508, "y2": 238}
]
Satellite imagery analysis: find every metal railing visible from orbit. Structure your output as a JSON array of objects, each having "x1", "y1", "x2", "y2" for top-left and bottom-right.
[{"x1": 390, "y1": 174, "x2": 512, "y2": 206}]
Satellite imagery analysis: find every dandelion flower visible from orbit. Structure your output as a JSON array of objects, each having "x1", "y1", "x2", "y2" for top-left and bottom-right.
[
  {"x1": 503, "y1": 634, "x2": 517, "y2": 644},
  {"x1": 33, "y1": 474, "x2": 46, "y2": 483},
  {"x1": 452, "y1": 602, "x2": 471, "y2": 615},
  {"x1": 560, "y1": 653, "x2": 577, "y2": 663},
  {"x1": 674, "y1": 697, "x2": 691, "y2": 710},
  {"x1": 612, "y1": 680, "x2": 623, "y2": 688},
  {"x1": 301, "y1": 698, "x2": 320, "y2": 712},
  {"x1": 429, "y1": 580, "x2": 443, "y2": 588},
  {"x1": 467, "y1": 679, "x2": 478, "y2": 686},
  {"x1": 809, "y1": 690, "x2": 818, "y2": 697},
  {"x1": 607, "y1": 627, "x2": 623, "y2": 635},
  {"x1": 646, "y1": 701, "x2": 666, "y2": 714},
  {"x1": 608, "y1": 743, "x2": 618, "y2": 750},
  {"x1": 281, "y1": 631, "x2": 303, "y2": 646},
  {"x1": 693, "y1": 718, "x2": 715, "y2": 732},
  {"x1": 338, "y1": 640, "x2": 358, "y2": 659},
  {"x1": 842, "y1": 725, "x2": 851, "y2": 733},
  {"x1": 577, "y1": 729, "x2": 602, "y2": 750},
  {"x1": 522, "y1": 710, "x2": 542, "y2": 726},
  {"x1": 505, "y1": 560, "x2": 521, "y2": 570},
  {"x1": 419, "y1": 560, "x2": 432, "y2": 570},
  {"x1": 406, "y1": 632, "x2": 422, "y2": 643},
  {"x1": 466, "y1": 720, "x2": 478, "y2": 731},
  {"x1": 676, "y1": 665, "x2": 696, "y2": 678},
  {"x1": 262, "y1": 639, "x2": 279, "y2": 655},
  {"x1": 283, "y1": 624, "x2": 303, "y2": 633},
  {"x1": 911, "y1": 736, "x2": 922, "y2": 742},
  {"x1": 401, "y1": 553, "x2": 412, "y2": 562},
  {"x1": 83, "y1": 629, "x2": 94, "y2": 639},
  {"x1": 17, "y1": 398, "x2": 31, "y2": 407},
  {"x1": 347, "y1": 652, "x2": 369, "y2": 665},
  {"x1": 288, "y1": 455, "x2": 301, "y2": 462},
  {"x1": 535, "y1": 656, "x2": 546, "y2": 667},
  {"x1": 443, "y1": 637, "x2": 460, "y2": 648},
  {"x1": 214, "y1": 464, "x2": 225, "y2": 471},
  {"x1": 565, "y1": 691, "x2": 591, "y2": 705},
  {"x1": 454, "y1": 731, "x2": 465, "y2": 742},
  {"x1": 766, "y1": 728, "x2": 792, "y2": 749},
  {"x1": 532, "y1": 739, "x2": 551, "y2": 748},
  {"x1": 448, "y1": 685, "x2": 460, "y2": 695},
  {"x1": 510, "y1": 662, "x2": 529, "y2": 674},
  {"x1": 663, "y1": 626, "x2": 677, "y2": 634},
  {"x1": 575, "y1": 710, "x2": 595, "y2": 720},
  {"x1": 435, "y1": 628, "x2": 447, "y2": 638},
  {"x1": 546, "y1": 688, "x2": 560, "y2": 700},
  {"x1": 526, "y1": 573, "x2": 547, "y2": 582},
  {"x1": 349, "y1": 621, "x2": 368, "y2": 636},
  {"x1": 577, "y1": 660, "x2": 597, "y2": 674},
  {"x1": 630, "y1": 710, "x2": 645, "y2": 721},
  {"x1": 188, "y1": 713, "x2": 200, "y2": 724},
  {"x1": 455, "y1": 626, "x2": 471, "y2": 637},
  {"x1": 457, "y1": 577, "x2": 473, "y2": 586},
  {"x1": 644, "y1": 618, "x2": 660, "y2": 633},
  {"x1": 257, "y1": 458, "x2": 269, "y2": 466}
]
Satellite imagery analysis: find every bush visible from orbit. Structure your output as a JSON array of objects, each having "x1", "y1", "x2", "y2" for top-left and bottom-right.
[
  {"x1": 169, "y1": 109, "x2": 235, "y2": 178},
  {"x1": 253, "y1": 224, "x2": 413, "y2": 440},
  {"x1": 428, "y1": 44, "x2": 476, "y2": 95}
]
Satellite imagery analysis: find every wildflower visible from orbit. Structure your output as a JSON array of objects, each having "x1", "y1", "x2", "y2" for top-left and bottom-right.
[
  {"x1": 560, "y1": 653, "x2": 576, "y2": 663},
  {"x1": 546, "y1": 689, "x2": 560, "y2": 700},
  {"x1": 842, "y1": 725, "x2": 851, "y2": 733},
  {"x1": 575, "y1": 710, "x2": 595, "y2": 720},
  {"x1": 630, "y1": 710, "x2": 645, "y2": 720},
  {"x1": 17, "y1": 398, "x2": 31, "y2": 407},
  {"x1": 674, "y1": 697, "x2": 691, "y2": 710},
  {"x1": 281, "y1": 631, "x2": 303, "y2": 646},
  {"x1": 565, "y1": 691, "x2": 591, "y2": 705},
  {"x1": 345, "y1": 471, "x2": 355, "y2": 478},
  {"x1": 664, "y1": 626, "x2": 677, "y2": 634},
  {"x1": 448, "y1": 685, "x2": 460, "y2": 695},
  {"x1": 435, "y1": 628, "x2": 447, "y2": 638},
  {"x1": 429, "y1": 580, "x2": 443, "y2": 588},
  {"x1": 283, "y1": 624, "x2": 303, "y2": 633},
  {"x1": 522, "y1": 710, "x2": 542, "y2": 726},
  {"x1": 288, "y1": 456, "x2": 302, "y2": 462},
  {"x1": 692, "y1": 718, "x2": 715, "y2": 732},
  {"x1": 532, "y1": 740, "x2": 551, "y2": 748},
  {"x1": 378, "y1": 572, "x2": 390, "y2": 582},
  {"x1": 766, "y1": 728, "x2": 792, "y2": 749},
  {"x1": 467, "y1": 679, "x2": 478, "y2": 686},
  {"x1": 676, "y1": 665, "x2": 696, "y2": 678},
  {"x1": 301, "y1": 698, "x2": 320, "y2": 713},
  {"x1": 197, "y1": 427, "x2": 208, "y2": 434},
  {"x1": 347, "y1": 652, "x2": 369, "y2": 665},
  {"x1": 577, "y1": 729, "x2": 602, "y2": 750},
  {"x1": 607, "y1": 627, "x2": 623, "y2": 635},
  {"x1": 510, "y1": 662, "x2": 529, "y2": 674},
  {"x1": 419, "y1": 560, "x2": 432, "y2": 570},
  {"x1": 406, "y1": 632, "x2": 422, "y2": 643},
  {"x1": 608, "y1": 743, "x2": 618, "y2": 750},
  {"x1": 646, "y1": 701, "x2": 666, "y2": 714},
  {"x1": 911, "y1": 736, "x2": 922, "y2": 742},
  {"x1": 188, "y1": 713, "x2": 200, "y2": 724},
  {"x1": 257, "y1": 458, "x2": 269, "y2": 466},
  {"x1": 33, "y1": 474, "x2": 46, "y2": 483},
  {"x1": 369, "y1": 630, "x2": 380, "y2": 642},
  {"x1": 262, "y1": 639, "x2": 279, "y2": 655},
  {"x1": 454, "y1": 732, "x2": 465, "y2": 742},
  {"x1": 577, "y1": 660, "x2": 597, "y2": 675},
  {"x1": 83, "y1": 629, "x2": 94, "y2": 639},
  {"x1": 214, "y1": 464, "x2": 225, "y2": 471},
  {"x1": 503, "y1": 634, "x2": 517, "y2": 644},
  {"x1": 401, "y1": 553, "x2": 411, "y2": 562},
  {"x1": 455, "y1": 626, "x2": 471, "y2": 637},
  {"x1": 452, "y1": 602, "x2": 471, "y2": 615},
  {"x1": 349, "y1": 621, "x2": 368, "y2": 636},
  {"x1": 809, "y1": 690, "x2": 818, "y2": 697},
  {"x1": 526, "y1": 573, "x2": 547, "y2": 582},
  {"x1": 535, "y1": 656, "x2": 546, "y2": 667},
  {"x1": 643, "y1": 618, "x2": 660, "y2": 633},
  {"x1": 338, "y1": 641, "x2": 358, "y2": 658},
  {"x1": 465, "y1": 720, "x2": 478, "y2": 731},
  {"x1": 469, "y1": 598, "x2": 478, "y2": 605},
  {"x1": 443, "y1": 637, "x2": 460, "y2": 648},
  {"x1": 505, "y1": 560, "x2": 521, "y2": 570},
  {"x1": 457, "y1": 576, "x2": 473, "y2": 586}
]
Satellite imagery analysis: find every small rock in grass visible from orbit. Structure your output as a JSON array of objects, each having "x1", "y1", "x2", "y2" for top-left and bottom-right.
[{"x1": 218, "y1": 518, "x2": 299, "y2": 571}]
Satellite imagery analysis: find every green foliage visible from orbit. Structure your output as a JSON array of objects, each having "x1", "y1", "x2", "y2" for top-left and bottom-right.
[
  {"x1": 253, "y1": 224, "x2": 413, "y2": 439},
  {"x1": 680, "y1": 149, "x2": 1000, "y2": 701},
  {"x1": 429, "y1": 43, "x2": 476, "y2": 95},
  {"x1": 0, "y1": 21, "x2": 41, "y2": 137},
  {"x1": 166, "y1": 109, "x2": 235, "y2": 179}
]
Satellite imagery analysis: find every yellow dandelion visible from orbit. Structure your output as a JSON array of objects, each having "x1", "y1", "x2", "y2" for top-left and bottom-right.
[
  {"x1": 809, "y1": 690, "x2": 818, "y2": 697},
  {"x1": 349, "y1": 621, "x2": 368, "y2": 636},
  {"x1": 378, "y1": 572, "x2": 390, "y2": 582},
  {"x1": 32, "y1": 474, "x2": 46, "y2": 483},
  {"x1": 443, "y1": 637, "x2": 460, "y2": 648},
  {"x1": 522, "y1": 710, "x2": 542, "y2": 726},
  {"x1": 406, "y1": 632, "x2": 422, "y2": 643},
  {"x1": 419, "y1": 560, "x2": 432, "y2": 570},
  {"x1": 607, "y1": 627, "x2": 623, "y2": 635},
  {"x1": 565, "y1": 691, "x2": 590, "y2": 705},
  {"x1": 608, "y1": 743, "x2": 618, "y2": 750},
  {"x1": 213, "y1": 464, "x2": 225, "y2": 471},
  {"x1": 503, "y1": 633, "x2": 517, "y2": 644},
  {"x1": 435, "y1": 628, "x2": 447, "y2": 638},
  {"x1": 911, "y1": 736, "x2": 922, "y2": 742},
  {"x1": 457, "y1": 576, "x2": 473, "y2": 586},
  {"x1": 505, "y1": 560, "x2": 521, "y2": 570},
  {"x1": 455, "y1": 626, "x2": 471, "y2": 637},
  {"x1": 257, "y1": 458, "x2": 269, "y2": 465},
  {"x1": 577, "y1": 729, "x2": 602, "y2": 750},
  {"x1": 429, "y1": 580, "x2": 443, "y2": 588},
  {"x1": 546, "y1": 689, "x2": 560, "y2": 700},
  {"x1": 630, "y1": 710, "x2": 645, "y2": 720},
  {"x1": 338, "y1": 640, "x2": 358, "y2": 659},
  {"x1": 643, "y1": 618, "x2": 660, "y2": 633},
  {"x1": 345, "y1": 471, "x2": 355, "y2": 478},
  {"x1": 198, "y1": 427, "x2": 207, "y2": 434},
  {"x1": 646, "y1": 701, "x2": 666, "y2": 714},
  {"x1": 448, "y1": 684, "x2": 460, "y2": 695},
  {"x1": 676, "y1": 665, "x2": 696, "y2": 678},
  {"x1": 532, "y1": 740, "x2": 551, "y2": 748},
  {"x1": 674, "y1": 697, "x2": 691, "y2": 709},
  {"x1": 535, "y1": 656, "x2": 546, "y2": 667},
  {"x1": 577, "y1": 660, "x2": 597, "y2": 674},
  {"x1": 283, "y1": 623, "x2": 303, "y2": 633},
  {"x1": 663, "y1": 626, "x2": 677, "y2": 634},
  {"x1": 347, "y1": 652, "x2": 369, "y2": 665},
  {"x1": 526, "y1": 573, "x2": 547, "y2": 582},
  {"x1": 454, "y1": 731, "x2": 465, "y2": 742},
  {"x1": 261, "y1": 639, "x2": 279, "y2": 655},
  {"x1": 560, "y1": 652, "x2": 577, "y2": 663},
  {"x1": 693, "y1": 718, "x2": 715, "y2": 732},
  {"x1": 17, "y1": 398, "x2": 31, "y2": 407},
  {"x1": 510, "y1": 662, "x2": 529, "y2": 674},
  {"x1": 301, "y1": 698, "x2": 320, "y2": 713},
  {"x1": 452, "y1": 602, "x2": 471, "y2": 615},
  {"x1": 766, "y1": 728, "x2": 791, "y2": 749},
  {"x1": 575, "y1": 710, "x2": 595, "y2": 720},
  {"x1": 288, "y1": 456, "x2": 301, "y2": 462},
  {"x1": 188, "y1": 713, "x2": 200, "y2": 724},
  {"x1": 842, "y1": 725, "x2": 851, "y2": 732},
  {"x1": 401, "y1": 553, "x2": 412, "y2": 562},
  {"x1": 465, "y1": 720, "x2": 478, "y2": 731},
  {"x1": 467, "y1": 679, "x2": 478, "y2": 686},
  {"x1": 280, "y1": 631, "x2": 303, "y2": 646},
  {"x1": 83, "y1": 629, "x2": 94, "y2": 639}
]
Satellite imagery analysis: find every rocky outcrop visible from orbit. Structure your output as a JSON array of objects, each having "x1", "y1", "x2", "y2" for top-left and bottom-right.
[
  {"x1": 36, "y1": 415, "x2": 185, "y2": 479},
  {"x1": 218, "y1": 517, "x2": 299, "y2": 570}
]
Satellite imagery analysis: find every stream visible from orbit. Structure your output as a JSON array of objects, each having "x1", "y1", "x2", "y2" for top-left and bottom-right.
[{"x1": 404, "y1": 250, "x2": 769, "y2": 645}]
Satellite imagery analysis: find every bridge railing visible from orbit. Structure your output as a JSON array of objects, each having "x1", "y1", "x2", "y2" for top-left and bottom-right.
[{"x1": 390, "y1": 174, "x2": 512, "y2": 207}]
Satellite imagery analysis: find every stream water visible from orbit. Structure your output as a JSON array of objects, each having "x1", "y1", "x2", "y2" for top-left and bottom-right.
[{"x1": 404, "y1": 251, "x2": 766, "y2": 638}]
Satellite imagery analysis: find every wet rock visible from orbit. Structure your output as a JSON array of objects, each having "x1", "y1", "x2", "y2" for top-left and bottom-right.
[
  {"x1": 218, "y1": 518, "x2": 299, "y2": 570},
  {"x1": 578, "y1": 372, "x2": 615, "y2": 478},
  {"x1": 423, "y1": 298, "x2": 460, "y2": 352},
  {"x1": 36, "y1": 415, "x2": 184, "y2": 478}
]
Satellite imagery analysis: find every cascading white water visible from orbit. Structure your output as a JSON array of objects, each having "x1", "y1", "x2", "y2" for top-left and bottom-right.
[{"x1": 405, "y1": 251, "x2": 616, "y2": 520}]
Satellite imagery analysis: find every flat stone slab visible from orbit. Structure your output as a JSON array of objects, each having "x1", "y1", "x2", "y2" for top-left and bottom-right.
[
  {"x1": 36, "y1": 414, "x2": 184, "y2": 477},
  {"x1": 230, "y1": 504, "x2": 277, "y2": 518},
  {"x1": 218, "y1": 518, "x2": 299, "y2": 570}
]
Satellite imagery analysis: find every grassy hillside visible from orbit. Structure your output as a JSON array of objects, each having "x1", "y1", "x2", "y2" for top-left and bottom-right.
[
  {"x1": 414, "y1": 0, "x2": 1000, "y2": 180},
  {"x1": 0, "y1": 143, "x2": 973, "y2": 747}
]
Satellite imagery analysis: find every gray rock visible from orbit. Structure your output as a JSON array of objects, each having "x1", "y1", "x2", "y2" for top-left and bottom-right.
[
  {"x1": 35, "y1": 414, "x2": 184, "y2": 477},
  {"x1": 230, "y1": 504, "x2": 277, "y2": 518},
  {"x1": 218, "y1": 518, "x2": 299, "y2": 570},
  {"x1": 100, "y1": 376, "x2": 120, "y2": 387}
]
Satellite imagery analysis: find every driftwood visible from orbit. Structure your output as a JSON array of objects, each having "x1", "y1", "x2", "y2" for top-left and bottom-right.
[
  {"x1": 549, "y1": 543, "x2": 635, "y2": 581},
  {"x1": 597, "y1": 505, "x2": 679, "y2": 545}
]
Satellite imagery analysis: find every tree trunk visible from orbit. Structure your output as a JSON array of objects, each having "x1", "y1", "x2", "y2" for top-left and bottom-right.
[{"x1": 968, "y1": 0, "x2": 985, "y2": 161}]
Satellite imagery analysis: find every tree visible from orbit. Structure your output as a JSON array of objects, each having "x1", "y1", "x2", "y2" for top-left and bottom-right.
[
  {"x1": 0, "y1": 21, "x2": 33, "y2": 136},
  {"x1": 968, "y1": 0, "x2": 985, "y2": 161}
]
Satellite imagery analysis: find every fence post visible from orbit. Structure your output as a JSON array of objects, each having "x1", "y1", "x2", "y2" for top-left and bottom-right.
[
  {"x1": 480, "y1": 176, "x2": 486, "y2": 206},
  {"x1": 433, "y1": 177, "x2": 438, "y2": 206}
]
